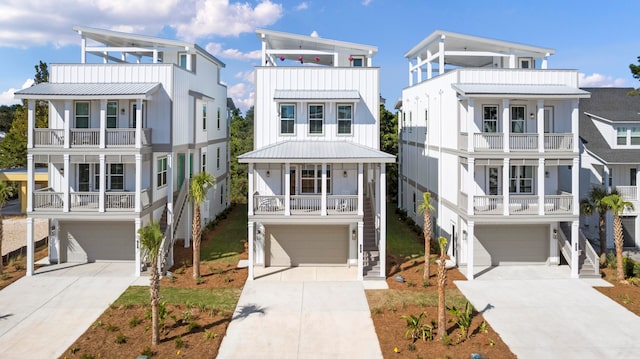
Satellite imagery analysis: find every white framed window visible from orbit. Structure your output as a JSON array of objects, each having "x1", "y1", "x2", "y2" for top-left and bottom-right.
[
  {"x1": 202, "y1": 104, "x2": 207, "y2": 130},
  {"x1": 488, "y1": 167, "x2": 500, "y2": 195},
  {"x1": 201, "y1": 152, "x2": 207, "y2": 173},
  {"x1": 617, "y1": 127, "x2": 627, "y2": 145},
  {"x1": 130, "y1": 102, "x2": 146, "y2": 128},
  {"x1": 483, "y1": 105, "x2": 498, "y2": 132},
  {"x1": 216, "y1": 147, "x2": 221, "y2": 169},
  {"x1": 509, "y1": 166, "x2": 533, "y2": 194},
  {"x1": 75, "y1": 101, "x2": 89, "y2": 128},
  {"x1": 424, "y1": 109, "x2": 428, "y2": 134},
  {"x1": 280, "y1": 104, "x2": 295, "y2": 135},
  {"x1": 632, "y1": 128, "x2": 640, "y2": 145},
  {"x1": 106, "y1": 101, "x2": 117, "y2": 128},
  {"x1": 157, "y1": 156, "x2": 167, "y2": 187},
  {"x1": 179, "y1": 53, "x2": 188, "y2": 69},
  {"x1": 308, "y1": 104, "x2": 324, "y2": 134},
  {"x1": 217, "y1": 107, "x2": 221, "y2": 130},
  {"x1": 510, "y1": 106, "x2": 525, "y2": 133},
  {"x1": 350, "y1": 55, "x2": 364, "y2": 67},
  {"x1": 300, "y1": 164, "x2": 331, "y2": 194},
  {"x1": 337, "y1": 104, "x2": 353, "y2": 135},
  {"x1": 95, "y1": 163, "x2": 124, "y2": 191},
  {"x1": 519, "y1": 57, "x2": 533, "y2": 69}
]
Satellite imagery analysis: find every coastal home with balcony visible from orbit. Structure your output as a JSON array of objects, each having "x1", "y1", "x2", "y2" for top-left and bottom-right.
[
  {"x1": 15, "y1": 26, "x2": 230, "y2": 276},
  {"x1": 238, "y1": 29, "x2": 394, "y2": 280},
  {"x1": 397, "y1": 30, "x2": 593, "y2": 279},
  {"x1": 580, "y1": 87, "x2": 640, "y2": 249}
]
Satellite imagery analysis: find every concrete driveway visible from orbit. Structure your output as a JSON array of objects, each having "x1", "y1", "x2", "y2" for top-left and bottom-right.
[
  {"x1": 217, "y1": 276, "x2": 383, "y2": 358},
  {"x1": 456, "y1": 266, "x2": 640, "y2": 359},
  {"x1": 0, "y1": 262, "x2": 142, "y2": 359}
]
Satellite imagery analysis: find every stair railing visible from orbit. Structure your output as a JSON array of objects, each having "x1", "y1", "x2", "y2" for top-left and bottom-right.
[
  {"x1": 157, "y1": 180, "x2": 189, "y2": 275},
  {"x1": 557, "y1": 223, "x2": 572, "y2": 268},
  {"x1": 579, "y1": 229, "x2": 600, "y2": 277}
]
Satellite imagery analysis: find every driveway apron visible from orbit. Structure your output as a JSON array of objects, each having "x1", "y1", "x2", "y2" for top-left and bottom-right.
[
  {"x1": 0, "y1": 262, "x2": 139, "y2": 359},
  {"x1": 456, "y1": 277, "x2": 640, "y2": 359},
  {"x1": 217, "y1": 281, "x2": 383, "y2": 359}
]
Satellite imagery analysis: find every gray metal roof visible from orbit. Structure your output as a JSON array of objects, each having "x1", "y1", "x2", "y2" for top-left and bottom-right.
[
  {"x1": 273, "y1": 90, "x2": 360, "y2": 101},
  {"x1": 14, "y1": 82, "x2": 161, "y2": 100},
  {"x1": 238, "y1": 141, "x2": 395, "y2": 163},
  {"x1": 452, "y1": 84, "x2": 590, "y2": 98},
  {"x1": 579, "y1": 87, "x2": 640, "y2": 164}
]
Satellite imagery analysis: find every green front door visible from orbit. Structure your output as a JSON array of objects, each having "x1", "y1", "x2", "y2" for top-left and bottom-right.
[{"x1": 177, "y1": 154, "x2": 185, "y2": 189}]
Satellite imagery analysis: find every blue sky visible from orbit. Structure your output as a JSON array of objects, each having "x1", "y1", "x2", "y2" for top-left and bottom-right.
[{"x1": 0, "y1": 0, "x2": 638, "y2": 113}]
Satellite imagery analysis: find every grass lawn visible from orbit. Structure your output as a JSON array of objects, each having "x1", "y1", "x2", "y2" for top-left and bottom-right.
[
  {"x1": 114, "y1": 286, "x2": 241, "y2": 312},
  {"x1": 386, "y1": 203, "x2": 424, "y2": 259},
  {"x1": 200, "y1": 203, "x2": 248, "y2": 264}
]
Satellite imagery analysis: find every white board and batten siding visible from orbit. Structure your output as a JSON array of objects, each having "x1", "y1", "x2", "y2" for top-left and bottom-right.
[{"x1": 254, "y1": 67, "x2": 380, "y2": 150}]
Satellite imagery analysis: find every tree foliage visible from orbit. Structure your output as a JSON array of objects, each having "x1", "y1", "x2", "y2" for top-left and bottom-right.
[
  {"x1": 137, "y1": 221, "x2": 163, "y2": 346},
  {"x1": 380, "y1": 104, "x2": 398, "y2": 200},
  {"x1": 417, "y1": 192, "x2": 434, "y2": 280},
  {"x1": 229, "y1": 107, "x2": 253, "y2": 203},
  {"x1": 630, "y1": 56, "x2": 640, "y2": 95},
  {"x1": 601, "y1": 194, "x2": 634, "y2": 281},
  {"x1": 189, "y1": 171, "x2": 215, "y2": 279},
  {"x1": 0, "y1": 180, "x2": 15, "y2": 275}
]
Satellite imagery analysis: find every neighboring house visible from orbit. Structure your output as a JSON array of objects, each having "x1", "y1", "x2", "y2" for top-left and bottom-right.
[
  {"x1": 238, "y1": 29, "x2": 395, "y2": 280},
  {"x1": 15, "y1": 26, "x2": 231, "y2": 276},
  {"x1": 580, "y1": 87, "x2": 640, "y2": 249},
  {"x1": 396, "y1": 30, "x2": 591, "y2": 279}
]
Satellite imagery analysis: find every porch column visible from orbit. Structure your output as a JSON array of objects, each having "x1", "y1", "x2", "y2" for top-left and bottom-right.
[
  {"x1": 26, "y1": 217, "x2": 34, "y2": 276},
  {"x1": 27, "y1": 100, "x2": 34, "y2": 149},
  {"x1": 64, "y1": 101, "x2": 71, "y2": 148},
  {"x1": 537, "y1": 100, "x2": 544, "y2": 153},
  {"x1": 135, "y1": 218, "x2": 141, "y2": 277},
  {"x1": 135, "y1": 154, "x2": 142, "y2": 213},
  {"x1": 603, "y1": 165, "x2": 611, "y2": 193},
  {"x1": 99, "y1": 155, "x2": 106, "y2": 212},
  {"x1": 571, "y1": 99, "x2": 579, "y2": 154},
  {"x1": 357, "y1": 221, "x2": 364, "y2": 280},
  {"x1": 135, "y1": 99, "x2": 142, "y2": 149},
  {"x1": 467, "y1": 158, "x2": 475, "y2": 215},
  {"x1": 167, "y1": 153, "x2": 174, "y2": 248},
  {"x1": 416, "y1": 56, "x2": 422, "y2": 83},
  {"x1": 357, "y1": 163, "x2": 364, "y2": 216},
  {"x1": 572, "y1": 158, "x2": 579, "y2": 215},
  {"x1": 63, "y1": 154, "x2": 70, "y2": 212},
  {"x1": 466, "y1": 221, "x2": 475, "y2": 280},
  {"x1": 502, "y1": 99, "x2": 510, "y2": 152},
  {"x1": 467, "y1": 99, "x2": 474, "y2": 152},
  {"x1": 27, "y1": 154, "x2": 34, "y2": 212},
  {"x1": 248, "y1": 163, "x2": 254, "y2": 216},
  {"x1": 538, "y1": 158, "x2": 545, "y2": 215},
  {"x1": 248, "y1": 221, "x2": 255, "y2": 280},
  {"x1": 636, "y1": 165, "x2": 640, "y2": 201},
  {"x1": 99, "y1": 99, "x2": 106, "y2": 149},
  {"x1": 438, "y1": 34, "x2": 445, "y2": 76},
  {"x1": 284, "y1": 163, "x2": 291, "y2": 216},
  {"x1": 426, "y1": 50, "x2": 432, "y2": 79},
  {"x1": 379, "y1": 164, "x2": 386, "y2": 278},
  {"x1": 549, "y1": 224, "x2": 559, "y2": 265},
  {"x1": 502, "y1": 158, "x2": 510, "y2": 215},
  {"x1": 571, "y1": 220, "x2": 579, "y2": 278},
  {"x1": 321, "y1": 163, "x2": 327, "y2": 216}
]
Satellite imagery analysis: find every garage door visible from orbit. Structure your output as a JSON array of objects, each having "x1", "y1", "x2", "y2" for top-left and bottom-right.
[
  {"x1": 475, "y1": 225, "x2": 548, "y2": 266},
  {"x1": 267, "y1": 225, "x2": 348, "y2": 266},
  {"x1": 60, "y1": 221, "x2": 135, "y2": 262},
  {"x1": 621, "y1": 217, "x2": 636, "y2": 247}
]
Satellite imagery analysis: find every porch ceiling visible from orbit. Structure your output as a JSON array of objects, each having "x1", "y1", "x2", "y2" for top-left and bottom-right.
[
  {"x1": 452, "y1": 84, "x2": 590, "y2": 99},
  {"x1": 238, "y1": 141, "x2": 395, "y2": 164},
  {"x1": 14, "y1": 82, "x2": 161, "y2": 100}
]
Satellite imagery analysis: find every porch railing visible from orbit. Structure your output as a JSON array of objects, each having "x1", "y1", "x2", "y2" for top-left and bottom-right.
[
  {"x1": 34, "y1": 129, "x2": 64, "y2": 146},
  {"x1": 327, "y1": 195, "x2": 358, "y2": 214},
  {"x1": 465, "y1": 132, "x2": 574, "y2": 152},
  {"x1": 473, "y1": 133, "x2": 503, "y2": 150},
  {"x1": 33, "y1": 188, "x2": 63, "y2": 209},
  {"x1": 70, "y1": 129, "x2": 100, "y2": 146},
  {"x1": 472, "y1": 194, "x2": 573, "y2": 215},
  {"x1": 544, "y1": 133, "x2": 573, "y2": 151},
  {"x1": 253, "y1": 194, "x2": 359, "y2": 215},
  {"x1": 105, "y1": 191, "x2": 135, "y2": 209},
  {"x1": 509, "y1": 134, "x2": 538, "y2": 151},
  {"x1": 473, "y1": 195, "x2": 504, "y2": 215},
  {"x1": 616, "y1": 185, "x2": 638, "y2": 202},
  {"x1": 32, "y1": 188, "x2": 150, "y2": 212},
  {"x1": 33, "y1": 128, "x2": 151, "y2": 147}
]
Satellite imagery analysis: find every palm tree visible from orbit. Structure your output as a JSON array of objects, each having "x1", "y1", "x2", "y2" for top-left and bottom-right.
[
  {"x1": 436, "y1": 236, "x2": 448, "y2": 341},
  {"x1": 137, "y1": 221, "x2": 163, "y2": 346},
  {"x1": 0, "y1": 181, "x2": 14, "y2": 275},
  {"x1": 417, "y1": 192, "x2": 434, "y2": 280},
  {"x1": 601, "y1": 194, "x2": 634, "y2": 281},
  {"x1": 580, "y1": 187, "x2": 618, "y2": 256},
  {"x1": 189, "y1": 172, "x2": 215, "y2": 279}
]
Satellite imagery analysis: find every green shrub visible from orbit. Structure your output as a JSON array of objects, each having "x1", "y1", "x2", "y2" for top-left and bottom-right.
[
  {"x1": 447, "y1": 301, "x2": 474, "y2": 339},
  {"x1": 114, "y1": 332, "x2": 127, "y2": 344},
  {"x1": 175, "y1": 335, "x2": 185, "y2": 349},
  {"x1": 400, "y1": 312, "x2": 433, "y2": 342},
  {"x1": 129, "y1": 315, "x2": 141, "y2": 328}
]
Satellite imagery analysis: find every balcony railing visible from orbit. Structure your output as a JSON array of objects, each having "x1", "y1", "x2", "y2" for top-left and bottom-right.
[
  {"x1": 473, "y1": 133, "x2": 503, "y2": 150},
  {"x1": 253, "y1": 194, "x2": 358, "y2": 215},
  {"x1": 466, "y1": 132, "x2": 574, "y2": 152},
  {"x1": 32, "y1": 128, "x2": 152, "y2": 148},
  {"x1": 616, "y1": 186, "x2": 638, "y2": 202},
  {"x1": 509, "y1": 134, "x2": 538, "y2": 151},
  {"x1": 32, "y1": 188, "x2": 149, "y2": 212},
  {"x1": 472, "y1": 194, "x2": 573, "y2": 215},
  {"x1": 544, "y1": 134, "x2": 573, "y2": 151}
]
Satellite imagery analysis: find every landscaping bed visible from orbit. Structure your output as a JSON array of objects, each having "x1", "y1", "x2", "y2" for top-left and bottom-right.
[
  {"x1": 595, "y1": 261, "x2": 640, "y2": 316},
  {"x1": 0, "y1": 245, "x2": 48, "y2": 290}
]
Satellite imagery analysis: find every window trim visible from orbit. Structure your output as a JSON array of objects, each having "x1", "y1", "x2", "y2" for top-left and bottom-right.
[
  {"x1": 217, "y1": 107, "x2": 221, "y2": 130},
  {"x1": 202, "y1": 103, "x2": 207, "y2": 131},
  {"x1": 216, "y1": 147, "x2": 221, "y2": 170},
  {"x1": 75, "y1": 101, "x2": 90, "y2": 128},
  {"x1": 157, "y1": 156, "x2": 168, "y2": 188},
  {"x1": 202, "y1": 152, "x2": 207, "y2": 173},
  {"x1": 509, "y1": 165, "x2": 534, "y2": 194},
  {"x1": 510, "y1": 105, "x2": 526, "y2": 133},
  {"x1": 350, "y1": 55, "x2": 365, "y2": 67},
  {"x1": 300, "y1": 164, "x2": 331, "y2": 194},
  {"x1": 95, "y1": 163, "x2": 124, "y2": 191},
  {"x1": 337, "y1": 103, "x2": 353, "y2": 135},
  {"x1": 106, "y1": 101, "x2": 118, "y2": 128},
  {"x1": 482, "y1": 105, "x2": 498, "y2": 133},
  {"x1": 308, "y1": 104, "x2": 324, "y2": 135},
  {"x1": 279, "y1": 103, "x2": 296, "y2": 135}
]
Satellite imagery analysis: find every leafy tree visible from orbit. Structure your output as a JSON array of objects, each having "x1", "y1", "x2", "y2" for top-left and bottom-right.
[
  {"x1": 0, "y1": 106, "x2": 27, "y2": 168},
  {"x1": 417, "y1": 192, "x2": 434, "y2": 280},
  {"x1": 380, "y1": 105, "x2": 398, "y2": 200},
  {"x1": 580, "y1": 187, "x2": 618, "y2": 257},
  {"x1": 436, "y1": 236, "x2": 448, "y2": 341},
  {"x1": 189, "y1": 171, "x2": 215, "y2": 279},
  {"x1": 630, "y1": 56, "x2": 640, "y2": 95},
  {"x1": 230, "y1": 107, "x2": 253, "y2": 203},
  {"x1": 0, "y1": 104, "x2": 19, "y2": 133},
  {"x1": 137, "y1": 220, "x2": 163, "y2": 346},
  {"x1": 0, "y1": 181, "x2": 14, "y2": 275},
  {"x1": 601, "y1": 194, "x2": 634, "y2": 281}
]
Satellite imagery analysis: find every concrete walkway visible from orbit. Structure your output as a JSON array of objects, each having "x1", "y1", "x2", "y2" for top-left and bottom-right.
[
  {"x1": 0, "y1": 262, "x2": 141, "y2": 359},
  {"x1": 455, "y1": 266, "x2": 640, "y2": 359},
  {"x1": 218, "y1": 269, "x2": 382, "y2": 358}
]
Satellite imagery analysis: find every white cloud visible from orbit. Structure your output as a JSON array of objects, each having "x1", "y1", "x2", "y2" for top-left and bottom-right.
[
  {"x1": 295, "y1": 2, "x2": 309, "y2": 11},
  {"x1": 310, "y1": 30, "x2": 320, "y2": 38},
  {"x1": 228, "y1": 82, "x2": 254, "y2": 111},
  {"x1": 362, "y1": 0, "x2": 372, "y2": 6},
  {"x1": 0, "y1": 79, "x2": 34, "y2": 106},
  {"x1": 206, "y1": 42, "x2": 261, "y2": 61},
  {"x1": 579, "y1": 72, "x2": 626, "y2": 87},
  {"x1": 234, "y1": 70, "x2": 255, "y2": 84}
]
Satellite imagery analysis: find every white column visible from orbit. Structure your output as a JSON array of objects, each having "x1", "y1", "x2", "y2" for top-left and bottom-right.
[
  {"x1": 135, "y1": 154, "x2": 142, "y2": 213},
  {"x1": 408, "y1": 60, "x2": 413, "y2": 86},
  {"x1": 248, "y1": 222, "x2": 254, "y2": 280},
  {"x1": 426, "y1": 50, "x2": 432, "y2": 79},
  {"x1": 438, "y1": 35, "x2": 445, "y2": 76},
  {"x1": 99, "y1": 99, "x2": 106, "y2": 148},
  {"x1": 503, "y1": 158, "x2": 510, "y2": 215},
  {"x1": 549, "y1": 224, "x2": 559, "y2": 265},
  {"x1": 135, "y1": 218, "x2": 141, "y2": 277},
  {"x1": 80, "y1": 35, "x2": 86, "y2": 63},
  {"x1": 152, "y1": 49, "x2": 158, "y2": 64},
  {"x1": 357, "y1": 163, "x2": 364, "y2": 216},
  {"x1": 466, "y1": 221, "x2": 475, "y2": 280},
  {"x1": 379, "y1": 165, "x2": 386, "y2": 278},
  {"x1": 467, "y1": 158, "x2": 475, "y2": 215},
  {"x1": 27, "y1": 154, "x2": 34, "y2": 212},
  {"x1": 572, "y1": 158, "x2": 579, "y2": 215},
  {"x1": 321, "y1": 163, "x2": 327, "y2": 216},
  {"x1": 186, "y1": 48, "x2": 192, "y2": 71},
  {"x1": 284, "y1": 163, "x2": 291, "y2": 215},
  {"x1": 538, "y1": 158, "x2": 545, "y2": 215},
  {"x1": 571, "y1": 99, "x2": 579, "y2": 154},
  {"x1": 63, "y1": 154, "x2": 70, "y2": 212},
  {"x1": 502, "y1": 99, "x2": 510, "y2": 152},
  {"x1": 508, "y1": 53, "x2": 516, "y2": 68},
  {"x1": 416, "y1": 56, "x2": 423, "y2": 83},
  {"x1": 357, "y1": 221, "x2": 364, "y2": 280},
  {"x1": 637, "y1": 165, "x2": 640, "y2": 201},
  {"x1": 467, "y1": 99, "x2": 475, "y2": 152},
  {"x1": 541, "y1": 54, "x2": 549, "y2": 69},
  {"x1": 537, "y1": 100, "x2": 544, "y2": 152},
  {"x1": 26, "y1": 217, "x2": 34, "y2": 276},
  {"x1": 135, "y1": 99, "x2": 142, "y2": 148},
  {"x1": 64, "y1": 101, "x2": 71, "y2": 148},
  {"x1": 167, "y1": 153, "x2": 174, "y2": 243},
  {"x1": 27, "y1": 100, "x2": 34, "y2": 149},
  {"x1": 571, "y1": 220, "x2": 579, "y2": 278},
  {"x1": 604, "y1": 165, "x2": 611, "y2": 193},
  {"x1": 99, "y1": 154, "x2": 106, "y2": 212},
  {"x1": 248, "y1": 163, "x2": 254, "y2": 216}
]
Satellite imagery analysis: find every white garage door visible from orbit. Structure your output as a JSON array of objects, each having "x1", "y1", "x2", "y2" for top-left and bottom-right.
[
  {"x1": 60, "y1": 221, "x2": 135, "y2": 262},
  {"x1": 475, "y1": 225, "x2": 548, "y2": 266},
  {"x1": 267, "y1": 225, "x2": 348, "y2": 266}
]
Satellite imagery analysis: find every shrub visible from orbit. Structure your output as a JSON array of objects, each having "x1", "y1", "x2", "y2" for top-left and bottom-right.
[
  {"x1": 105, "y1": 323, "x2": 118, "y2": 332},
  {"x1": 79, "y1": 353, "x2": 94, "y2": 359},
  {"x1": 447, "y1": 301, "x2": 474, "y2": 338},
  {"x1": 175, "y1": 335, "x2": 185, "y2": 349},
  {"x1": 91, "y1": 320, "x2": 103, "y2": 329},
  {"x1": 400, "y1": 312, "x2": 433, "y2": 342},
  {"x1": 129, "y1": 315, "x2": 141, "y2": 328},
  {"x1": 140, "y1": 346, "x2": 153, "y2": 356},
  {"x1": 114, "y1": 332, "x2": 127, "y2": 344},
  {"x1": 204, "y1": 330, "x2": 217, "y2": 340}
]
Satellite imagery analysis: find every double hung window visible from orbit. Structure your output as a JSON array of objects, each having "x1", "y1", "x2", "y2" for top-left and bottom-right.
[
  {"x1": 337, "y1": 104, "x2": 352, "y2": 135},
  {"x1": 280, "y1": 104, "x2": 295, "y2": 134},
  {"x1": 300, "y1": 164, "x2": 331, "y2": 194},
  {"x1": 308, "y1": 104, "x2": 324, "y2": 134},
  {"x1": 511, "y1": 106, "x2": 525, "y2": 133},
  {"x1": 106, "y1": 102, "x2": 117, "y2": 128},
  {"x1": 75, "y1": 102, "x2": 89, "y2": 128},
  {"x1": 483, "y1": 106, "x2": 497, "y2": 132},
  {"x1": 509, "y1": 166, "x2": 533, "y2": 194}
]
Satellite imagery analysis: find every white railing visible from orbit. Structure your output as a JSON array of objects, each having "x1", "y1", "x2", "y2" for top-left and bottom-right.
[
  {"x1": 33, "y1": 188, "x2": 63, "y2": 210},
  {"x1": 544, "y1": 195, "x2": 573, "y2": 214},
  {"x1": 70, "y1": 129, "x2": 100, "y2": 146},
  {"x1": 509, "y1": 195, "x2": 538, "y2": 214},
  {"x1": 254, "y1": 195, "x2": 285, "y2": 214},
  {"x1": 34, "y1": 129, "x2": 64, "y2": 146},
  {"x1": 459, "y1": 132, "x2": 468, "y2": 151},
  {"x1": 327, "y1": 195, "x2": 358, "y2": 214},
  {"x1": 33, "y1": 188, "x2": 150, "y2": 211},
  {"x1": 472, "y1": 194, "x2": 574, "y2": 215},
  {"x1": 544, "y1": 133, "x2": 573, "y2": 151},
  {"x1": 70, "y1": 192, "x2": 99, "y2": 209},
  {"x1": 616, "y1": 186, "x2": 638, "y2": 202},
  {"x1": 291, "y1": 195, "x2": 321, "y2": 214},
  {"x1": 105, "y1": 192, "x2": 135, "y2": 209},
  {"x1": 509, "y1": 134, "x2": 538, "y2": 151},
  {"x1": 253, "y1": 194, "x2": 359, "y2": 215},
  {"x1": 473, "y1": 133, "x2": 503, "y2": 150},
  {"x1": 580, "y1": 229, "x2": 600, "y2": 277},
  {"x1": 473, "y1": 195, "x2": 503, "y2": 215},
  {"x1": 106, "y1": 129, "x2": 135, "y2": 146}
]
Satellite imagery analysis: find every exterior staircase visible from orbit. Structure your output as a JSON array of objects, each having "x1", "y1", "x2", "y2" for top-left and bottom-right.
[
  {"x1": 558, "y1": 222, "x2": 601, "y2": 278},
  {"x1": 157, "y1": 182, "x2": 189, "y2": 274},
  {"x1": 363, "y1": 197, "x2": 382, "y2": 279}
]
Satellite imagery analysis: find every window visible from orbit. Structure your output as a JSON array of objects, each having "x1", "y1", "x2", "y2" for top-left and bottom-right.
[
  {"x1": 511, "y1": 106, "x2": 525, "y2": 133},
  {"x1": 202, "y1": 152, "x2": 207, "y2": 173},
  {"x1": 483, "y1": 106, "x2": 498, "y2": 132},
  {"x1": 425, "y1": 109, "x2": 428, "y2": 134},
  {"x1": 202, "y1": 104, "x2": 207, "y2": 130},
  {"x1": 75, "y1": 102, "x2": 89, "y2": 128},
  {"x1": 217, "y1": 107, "x2": 221, "y2": 130},
  {"x1": 350, "y1": 56, "x2": 364, "y2": 67},
  {"x1": 617, "y1": 127, "x2": 627, "y2": 145},
  {"x1": 509, "y1": 166, "x2": 533, "y2": 194},
  {"x1": 300, "y1": 164, "x2": 331, "y2": 194},
  {"x1": 220, "y1": 184, "x2": 224, "y2": 205},
  {"x1": 631, "y1": 168, "x2": 637, "y2": 187},
  {"x1": 489, "y1": 167, "x2": 500, "y2": 195},
  {"x1": 337, "y1": 104, "x2": 353, "y2": 134},
  {"x1": 131, "y1": 102, "x2": 146, "y2": 128},
  {"x1": 106, "y1": 102, "x2": 117, "y2": 128},
  {"x1": 157, "y1": 157, "x2": 167, "y2": 187},
  {"x1": 95, "y1": 163, "x2": 124, "y2": 190},
  {"x1": 412, "y1": 192, "x2": 416, "y2": 213},
  {"x1": 280, "y1": 104, "x2": 295, "y2": 134},
  {"x1": 632, "y1": 128, "x2": 640, "y2": 145},
  {"x1": 216, "y1": 147, "x2": 220, "y2": 169},
  {"x1": 519, "y1": 58, "x2": 533, "y2": 69},
  {"x1": 308, "y1": 104, "x2": 324, "y2": 134},
  {"x1": 179, "y1": 53, "x2": 187, "y2": 69}
]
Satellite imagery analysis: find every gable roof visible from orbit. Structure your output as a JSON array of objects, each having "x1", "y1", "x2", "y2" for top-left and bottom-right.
[{"x1": 238, "y1": 141, "x2": 395, "y2": 164}]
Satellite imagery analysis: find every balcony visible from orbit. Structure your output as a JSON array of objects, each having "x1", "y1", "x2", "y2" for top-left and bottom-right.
[
  {"x1": 471, "y1": 194, "x2": 573, "y2": 216},
  {"x1": 616, "y1": 186, "x2": 639, "y2": 202},
  {"x1": 461, "y1": 132, "x2": 573, "y2": 153},
  {"x1": 33, "y1": 128, "x2": 152, "y2": 148},
  {"x1": 254, "y1": 194, "x2": 358, "y2": 216},
  {"x1": 33, "y1": 188, "x2": 151, "y2": 212}
]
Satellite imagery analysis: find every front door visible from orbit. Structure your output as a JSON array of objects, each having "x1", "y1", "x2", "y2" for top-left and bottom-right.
[
  {"x1": 78, "y1": 164, "x2": 90, "y2": 191},
  {"x1": 544, "y1": 107, "x2": 554, "y2": 133},
  {"x1": 177, "y1": 154, "x2": 185, "y2": 189},
  {"x1": 289, "y1": 167, "x2": 297, "y2": 195}
]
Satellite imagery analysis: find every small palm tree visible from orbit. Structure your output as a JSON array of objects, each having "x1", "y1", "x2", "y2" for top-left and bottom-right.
[
  {"x1": 417, "y1": 192, "x2": 434, "y2": 280},
  {"x1": 189, "y1": 172, "x2": 215, "y2": 279},
  {"x1": 580, "y1": 187, "x2": 618, "y2": 256},
  {"x1": 436, "y1": 236, "x2": 448, "y2": 341},
  {"x1": 138, "y1": 221, "x2": 163, "y2": 346},
  {"x1": 0, "y1": 181, "x2": 14, "y2": 275},
  {"x1": 601, "y1": 194, "x2": 634, "y2": 281}
]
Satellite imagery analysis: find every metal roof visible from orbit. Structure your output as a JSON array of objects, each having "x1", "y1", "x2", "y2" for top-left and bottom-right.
[
  {"x1": 452, "y1": 84, "x2": 590, "y2": 99},
  {"x1": 256, "y1": 28, "x2": 377, "y2": 55},
  {"x1": 238, "y1": 141, "x2": 395, "y2": 163},
  {"x1": 273, "y1": 90, "x2": 360, "y2": 101},
  {"x1": 14, "y1": 82, "x2": 161, "y2": 100}
]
